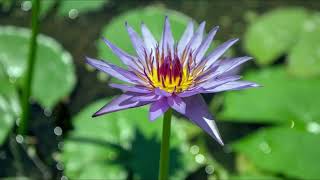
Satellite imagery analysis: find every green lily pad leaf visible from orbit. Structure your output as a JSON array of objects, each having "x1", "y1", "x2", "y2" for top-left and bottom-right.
[
  {"x1": 58, "y1": 0, "x2": 107, "y2": 17},
  {"x1": 0, "y1": 67, "x2": 20, "y2": 145},
  {"x1": 62, "y1": 99, "x2": 201, "y2": 180},
  {"x1": 97, "y1": 6, "x2": 191, "y2": 68},
  {"x1": 228, "y1": 175, "x2": 281, "y2": 180},
  {"x1": 244, "y1": 8, "x2": 308, "y2": 65},
  {"x1": 287, "y1": 14, "x2": 320, "y2": 78},
  {"x1": 232, "y1": 127, "x2": 320, "y2": 179},
  {"x1": 219, "y1": 67, "x2": 320, "y2": 124},
  {"x1": 0, "y1": 26, "x2": 76, "y2": 109}
]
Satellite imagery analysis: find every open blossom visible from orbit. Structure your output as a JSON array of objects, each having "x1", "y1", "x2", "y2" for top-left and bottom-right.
[{"x1": 86, "y1": 17, "x2": 259, "y2": 145}]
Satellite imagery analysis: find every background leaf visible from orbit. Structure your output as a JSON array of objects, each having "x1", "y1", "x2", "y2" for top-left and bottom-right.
[
  {"x1": 244, "y1": 8, "x2": 308, "y2": 65},
  {"x1": 58, "y1": 0, "x2": 107, "y2": 17},
  {"x1": 0, "y1": 67, "x2": 20, "y2": 145},
  {"x1": 287, "y1": 14, "x2": 320, "y2": 78},
  {"x1": 219, "y1": 67, "x2": 320, "y2": 125},
  {"x1": 232, "y1": 127, "x2": 320, "y2": 179},
  {"x1": 0, "y1": 26, "x2": 76, "y2": 109}
]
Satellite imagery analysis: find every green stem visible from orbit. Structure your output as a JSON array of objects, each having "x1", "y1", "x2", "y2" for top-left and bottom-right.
[
  {"x1": 158, "y1": 109, "x2": 172, "y2": 180},
  {"x1": 18, "y1": 0, "x2": 40, "y2": 135}
]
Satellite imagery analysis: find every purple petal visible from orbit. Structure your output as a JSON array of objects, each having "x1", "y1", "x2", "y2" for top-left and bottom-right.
[
  {"x1": 149, "y1": 97, "x2": 169, "y2": 121},
  {"x1": 188, "y1": 21, "x2": 206, "y2": 51},
  {"x1": 141, "y1": 23, "x2": 157, "y2": 53},
  {"x1": 204, "y1": 38, "x2": 239, "y2": 70},
  {"x1": 177, "y1": 88, "x2": 203, "y2": 97},
  {"x1": 160, "y1": 16, "x2": 174, "y2": 56},
  {"x1": 177, "y1": 21, "x2": 194, "y2": 56},
  {"x1": 194, "y1": 26, "x2": 219, "y2": 63},
  {"x1": 154, "y1": 88, "x2": 171, "y2": 97},
  {"x1": 86, "y1": 57, "x2": 143, "y2": 84},
  {"x1": 102, "y1": 37, "x2": 142, "y2": 71},
  {"x1": 182, "y1": 95, "x2": 224, "y2": 145},
  {"x1": 200, "y1": 75, "x2": 242, "y2": 89},
  {"x1": 130, "y1": 93, "x2": 160, "y2": 102},
  {"x1": 167, "y1": 95, "x2": 186, "y2": 114},
  {"x1": 109, "y1": 83, "x2": 151, "y2": 93},
  {"x1": 204, "y1": 81, "x2": 260, "y2": 93},
  {"x1": 125, "y1": 22, "x2": 147, "y2": 61},
  {"x1": 215, "y1": 56, "x2": 252, "y2": 75},
  {"x1": 93, "y1": 92, "x2": 151, "y2": 117}
]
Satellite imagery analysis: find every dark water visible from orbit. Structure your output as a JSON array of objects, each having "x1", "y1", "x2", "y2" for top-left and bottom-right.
[{"x1": 0, "y1": 0, "x2": 319, "y2": 179}]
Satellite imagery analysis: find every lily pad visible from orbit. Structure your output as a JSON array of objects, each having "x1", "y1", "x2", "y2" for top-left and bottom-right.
[
  {"x1": 232, "y1": 127, "x2": 320, "y2": 179},
  {"x1": 219, "y1": 67, "x2": 320, "y2": 124},
  {"x1": 62, "y1": 98, "x2": 201, "y2": 180},
  {"x1": 0, "y1": 66, "x2": 20, "y2": 145},
  {"x1": 0, "y1": 26, "x2": 76, "y2": 109},
  {"x1": 98, "y1": 6, "x2": 191, "y2": 68},
  {"x1": 58, "y1": 0, "x2": 107, "y2": 17},
  {"x1": 287, "y1": 14, "x2": 320, "y2": 78},
  {"x1": 244, "y1": 8, "x2": 308, "y2": 65}
]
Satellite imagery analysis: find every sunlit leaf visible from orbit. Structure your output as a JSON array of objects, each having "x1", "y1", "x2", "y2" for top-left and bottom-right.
[
  {"x1": 0, "y1": 67, "x2": 20, "y2": 145},
  {"x1": 62, "y1": 98, "x2": 201, "y2": 180},
  {"x1": 58, "y1": 0, "x2": 107, "y2": 17},
  {"x1": 0, "y1": 26, "x2": 76, "y2": 109},
  {"x1": 244, "y1": 8, "x2": 308, "y2": 65},
  {"x1": 288, "y1": 14, "x2": 320, "y2": 78},
  {"x1": 232, "y1": 127, "x2": 320, "y2": 179},
  {"x1": 219, "y1": 67, "x2": 320, "y2": 124}
]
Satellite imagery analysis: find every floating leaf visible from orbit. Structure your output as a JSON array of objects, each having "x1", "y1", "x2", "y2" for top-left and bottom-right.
[
  {"x1": 288, "y1": 14, "x2": 320, "y2": 78},
  {"x1": 244, "y1": 8, "x2": 308, "y2": 65},
  {"x1": 62, "y1": 99, "x2": 201, "y2": 180},
  {"x1": 98, "y1": 6, "x2": 191, "y2": 68},
  {"x1": 219, "y1": 67, "x2": 320, "y2": 124},
  {"x1": 0, "y1": 67, "x2": 20, "y2": 145},
  {"x1": 0, "y1": 26, "x2": 76, "y2": 109},
  {"x1": 228, "y1": 174, "x2": 281, "y2": 180},
  {"x1": 58, "y1": 0, "x2": 107, "y2": 17},
  {"x1": 232, "y1": 127, "x2": 320, "y2": 179}
]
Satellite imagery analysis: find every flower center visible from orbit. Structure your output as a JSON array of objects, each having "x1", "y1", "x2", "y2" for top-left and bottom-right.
[{"x1": 148, "y1": 55, "x2": 193, "y2": 93}]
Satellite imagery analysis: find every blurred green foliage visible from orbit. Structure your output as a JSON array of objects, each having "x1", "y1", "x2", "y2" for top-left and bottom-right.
[
  {"x1": 0, "y1": 2, "x2": 320, "y2": 180},
  {"x1": 0, "y1": 26, "x2": 76, "y2": 109},
  {"x1": 62, "y1": 98, "x2": 202, "y2": 180}
]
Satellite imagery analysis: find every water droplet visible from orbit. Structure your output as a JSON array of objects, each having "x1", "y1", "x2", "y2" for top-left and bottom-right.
[
  {"x1": 9, "y1": 77, "x2": 17, "y2": 84},
  {"x1": 205, "y1": 165, "x2": 215, "y2": 175},
  {"x1": 44, "y1": 108, "x2": 52, "y2": 117},
  {"x1": 56, "y1": 162, "x2": 64, "y2": 171},
  {"x1": 68, "y1": 9, "x2": 79, "y2": 19},
  {"x1": 58, "y1": 142, "x2": 64, "y2": 150},
  {"x1": 259, "y1": 141, "x2": 271, "y2": 154},
  {"x1": 290, "y1": 120, "x2": 295, "y2": 128},
  {"x1": 54, "y1": 126, "x2": 63, "y2": 136},
  {"x1": 0, "y1": 151, "x2": 7, "y2": 159},
  {"x1": 189, "y1": 145, "x2": 199, "y2": 155},
  {"x1": 16, "y1": 134, "x2": 24, "y2": 144},
  {"x1": 15, "y1": 117, "x2": 21, "y2": 126},
  {"x1": 97, "y1": 72, "x2": 108, "y2": 82},
  {"x1": 307, "y1": 122, "x2": 320, "y2": 134},
  {"x1": 61, "y1": 176, "x2": 68, "y2": 180},
  {"x1": 304, "y1": 21, "x2": 316, "y2": 32},
  {"x1": 195, "y1": 154, "x2": 206, "y2": 164},
  {"x1": 21, "y1": 0, "x2": 32, "y2": 11}
]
